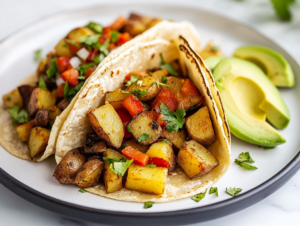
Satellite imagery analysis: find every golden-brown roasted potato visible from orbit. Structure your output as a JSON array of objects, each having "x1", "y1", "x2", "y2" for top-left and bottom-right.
[
  {"x1": 123, "y1": 138, "x2": 149, "y2": 153},
  {"x1": 146, "y1": 140, "x2": 176, "y2": 172},
  {"x1": 74, "y1": 159, "x2": 103, "y2": 188},
  {"x1": 28, "y1": 88, "x2": 56, "y2": 118},
  {"x1": 185, "y1": 106, "x2": 215, "y2": 146},
  {"x1": 57, "y1": 99, "x2": 70, "y2": 111},
  {"x1": 37, "y1": 58, "x2": 48, "y2": 76},
  {"x1": 35, "y1": 109, "x2": 49, "y2": 127},
  {"x1": 103, "y1": 149, "x2": 124, "y2": 193},
  {"x1": 127, "y1": 112, "x2": 162, "y2": 145},
  {"x1": 200, "y1": 41, "x2": 224, "y2": 60},
  {"x1": 18, "y1": 85, "x2": 35, "y2": 108},
  {"x1": 165, "y1": 76, "x2": 185, "y2": 93},
  {"x1": 16, "y1": 120, "x2": 35, "y2": 142},
  {"x1": 125, "y1": 163, "x2": 168, "y2": 195},
  {"x1": 177, "y1": 95, "x2": 204, "y2": 111},
  {"x1": 28, "y1": 126, "x2": 51, "y2": 158},
  {"x1": 67, "y1": 27, "x2": 95, "y2": 42},
  {"x1": 86, "y1": 132, "x2": 102, "y2": 147},
  {"x1": 48, "y1": 105, "x2": 62, "y2": 124},
  {"x1": 3, "y1": 88, "x2": 23, "y2": 109},
  {"x1": 162, "y1": 128, "x2": 187, "y2": 150},
  {"x1": 177, "y1": 140, "x2": 219, "y2": 179},
  {"x1": 105, "y1": 89, "x2": 129, "y2": 110},
  {"x1": 84, "y1": 142, "x2": 106, "y2": 155},
  {"x1": 150, "y1": 69, "x2": 168, "y2": 82},
  {"x1": 88, "y1": 104, "x2": 124, "y2": 149},
  {"x1": 53, "y1": 148, "x2": 86, "y2": 184},
  {"x1": 54, "y1": 38, "x2": 72, "y2": 57},
  {"x1": 125, "y1": 76, "x2": 160, "y2": 102}
]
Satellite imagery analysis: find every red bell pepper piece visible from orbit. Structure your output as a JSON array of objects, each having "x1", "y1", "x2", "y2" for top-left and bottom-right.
[
  {"x1": 116, "y1": 110, "x2": 132, "y2": 139},
  {"x1": 156, "y1": 114, "x2": 167, "y2": 128},
  {"x1": 109, "y1": 16, "x2": 128, "y2": 31},
  {"x1": 108, "y1": 43, "x2": 116, "y2": 50},
  {"x1": 151, "y1": 89, "x2": 177, "y2": 112},
  {"x1": 57, "y1": 57, "x2": 71, "y2": 72},
  {"x1": 146, "y1": 110, "x2": 160, "y2": 121},
  {"x1": 98, "y1": 27, "x2": 111, "y2": 44},
  {"x1": 117, "y1": 32, "x2": 131, "y2": 45},
  {"x1": 66, "y1": 39, "x2": 81, "y2": 55},
  {"x1": 124, "y1": 71, "x2": 148, "y2": 81},
  {"x1": 121, "y1": 95, "x2": 143, "y2": 117},
  {"x1": 180, "y1": 79, "x2": 200, "y2": 97},
  {"x1": 60, "y1": 69, "x2": 79, "y2": 86},
  {"x1": 56, "y1": 83, "x2": 65, "y2": 98},
  {"x1": 148, "y1": 157, "x2": 169, "y2": 168},
  {"x1": 85, "y1": 67, "x2": 95, "y2": 79},
  {"x1": 122, "y1": 146, "x2": 149, "y2": 166}
]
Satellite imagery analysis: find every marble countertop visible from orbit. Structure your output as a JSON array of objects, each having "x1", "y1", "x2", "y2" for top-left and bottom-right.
[{"x1": 1, "y1": 0, "x2": 300, "y2": 225}]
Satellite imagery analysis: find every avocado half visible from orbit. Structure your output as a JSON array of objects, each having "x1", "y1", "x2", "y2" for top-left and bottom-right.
[
  {"x1": 213, "y1": 57, "x2": 289, "y2": 148},
  {"x1": 234, "y1": 45, "x2": 295, "y2": 87}
]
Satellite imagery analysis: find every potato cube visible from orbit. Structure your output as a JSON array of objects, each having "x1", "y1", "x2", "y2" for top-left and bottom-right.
[
  {"x1": 177, "y1": 140, "x2": 219, "y2": 179},
  {"x1": 55, "y1": 38, "x2": 72, "y2": 57},
  {"x1": 127, "y1": 112, "x2": 162, "y2": 145},
  {"x1": 67, "y1": 27, "x2": 95, "y2": 42},
  {"x1": 123, "y1": 138, "x2": 149, "y2": 153},
  {"x1": 103, "y1": 149, "x2": 124, "y2": 193},
  {"x1": 48, "y1": 105, "x2": 62, "y2": 124},
  {"x1": 162, "y1": 128, "x2": 187, "y2": 150},
  {"x1": 150, "y1": 69, "x2": 168, "y2": 82},
  {"x1": 3, "y1": 88, "x2": 23, "y2": 109},
  {"x1": 185, "y1": 106, "x2": 215, "y2": 146},
  {"x1": 88, "y1": 104, "x2": 124, "y2": 149},
  {"x1": 28, "y1": 126, "x2": 51, "y2": 158},
  {"x1": 146, "y1": 141, "x2": 176, "y2": 172},
  {"x1": 105, "y1": 89, "x2": 129, "y2": 110},
  {"x1": 16, "y1": 120, "x2": 35, "y2": 142}
]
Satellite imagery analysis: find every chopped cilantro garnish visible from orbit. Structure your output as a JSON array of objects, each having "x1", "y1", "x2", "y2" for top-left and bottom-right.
[
  {"x1": 79, "y1": 189, "x2": 87, "y2": 193},
  {"x1": 38, "y1": 76, "x2": 48, "y2": 91},
  {"x1": 62, "y1": 43, "x2": 68, "y2": 48},
  {"x1": 161, "y1": 75, "x2": 168, "y2": 84},
  {"x1": 46, "y1": 59, "x2": 58, "y2": 78},
  {"x1": 109, "y1": 159, "x2": 133, "y2": 176},
  {"x1": 103, "y1": 157, "x2": 122, "y2": 164},
  {"x1": 6, "y1": 97, "x2": 11, "y2": 101},
  {"x1": 85, "y1": 21, "x2": 103, "y2": 34},
  {"x1": 145, "y1": 163, "x2": 156, "y2": 168},
  {"x1": 160, "y1": 103, "x2": 186, "y2": 133},
  {"x1": 235, "y1": 159, "x2": 258, "y2": 170},
  {"x1": 191, "y1": 189, "x2": 207, "y2": 202},
  {"x1": 110, "y1": 30, "x2": 119, "y2": 43},
  {"x1": 238, "y1": 152, "x2": 255, "y2": 163},
  {"x1": 131, "y1": 89, "x2": 147, "y2": 97},
  {"x1": 159, "y1": 53, "x2": 178, "y2": 76},
  {"x1": 127, "y1": 125, "x2": 132, "y2": 133},
  {"x1": 271, "y1": 0, "x2": 295, "y2": 21},
  {"x1": 211, "y1": 45, "x2": 219, "y2": 52},
  {"x1": 121, "y1": 144, "x2": 126, "y2": 149},
  {"x1": 152, "y1": 81, "x2": 170, "y2": 87},
  {"x1": 99, "y1": 40, "x2": 110, "y2": 56},
  {"x1": 121, "y1": 90, "x2": 130, "y2": 94},
  {"x1": 64, "y1": 81, "x2": 85, "y2": 101},
  {"x1": 77, "y1": 62, "x2": 96, "y2": 78},
  {"x1": 80, "y1": 35, "x2": 101, "y2": 48},
  {"x1": 144, "y1": 201, "x2": 154, "y2": 209},
  {"x1": 137, "y1": 133, "x2": 150, "y2": 142},
  {"x1": 125, "y1": 75, "x2": 139, "y2": 86},
  {"x1": 34, "y1": 49, "x2": 42, "y2": 62},
  {"x1": 226, "y1": 187, "x2": 242, "y2": 197},
  {"x1": 235, "y1": 152, "x2": 257, "y2": 170},
  {"x1": 209, "y1": 187, "x2": 218, "y2": 197},
  {"x1": 188, "y1": 104, "x2": 199, "y2": 112},
  {"x1": 65, "y1": 39, "x2": 78, "y2": 47},
  {"x1": 159, "y1": 139, "x2": 172, "y2": 145},
  {"x1": 7, "y1": 105, "x2": 29, "y2": 125}
]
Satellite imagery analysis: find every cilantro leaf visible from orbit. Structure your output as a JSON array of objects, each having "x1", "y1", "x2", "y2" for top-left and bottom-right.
[
  {"x1": 99, "y1": 40, "x2": 110, "y2": 56},
  {"x1": 159, "y1": 53, "x2": 178, "y2": 76},
  {"x1": 271, "y1": 0, "x2": 295, "y2": 21},
  {"x1": 131, "y1": 89, "x2": 147, "y2": 97},
  {"x1": 64, "y1": 81, "x2": 85, "y2": 101},
  {"x1": 46, "y1": 59, "x2": 58, "y2": 78},
  {"x1": 144, "y1": 201, "x2": 154, "y2": 209},
  {"x1": 146, "y1": 163, "x2": 156, "y2": 168},
  {"x1": 121, "y1": 90, "x2": 130, "y2": 94},
  {"x1": 65, "y1": 39, "x2": 78, "y2": 47},
  {"x1": 127, "y1": 125, "x2": 132, "y2": 133},
  {"x1": 103, "y1": 157, "x2": 121, "y2": 164},
  {"x1": 159, "y1": 139, "x2": 172, "y2": 145},
  {"x1": 121, "y1": 144, "x2": 126, "y2": 149},
  {"x1": 80, "y1": 35, "x2": 101, "y2": 48},
  {"x1": 138, "y1": 133, "x2": 150, "y2": 142},
  {"x1": 235, "y1": 159, "x2": 258, "y2": 170},
  {"x1": 85, "y1": 22, "x2": 103, "y2": 34},
  {"x1": 209, "y1": 187, "x2": 218, "y2": 197},
  {"x1": 79, "y1": 189, "x2": 87, "y2": 193},
  {"x1": 38, "y1": 76, "x2": 48, "y2": 91},
  {"x1": 191, "y1": 189, "x2": 207, "y2": 202},
  {"x1": 109, "y1": 159, "x2": 133, "y2": 176},
  {"x1": 34, "y1": 49, "x2": 42, "y2": 62},
  {"x1": 226, "y1": 187, "x2": 242, "y2": 197},
  {"x1": 211, "y1": 45, "x2": 219, "y2": 52},
  {"x1": 125, "y1": 75, "x2": 139, "y2": 86},
  {"x1": 77, "y1": 62, "x2": 96, "y2": 78},
  {"x1": 161, "y1": 75, "x2": 168, "y2": 84},
  {"x1": 160, "y1": 103, "x2": 186, "y2": 132},
  {"x1": 188, "y1": 104, "x2": 199, "y2": 112},
  {"x1": 152, "y1": 82, "x2": 170, "y2": 87},
  {"x1": 7, "y1": 105, "x2": 29, "y2": 125},
  {"x1": 110, "y1": 30, "x2": 119, "y2": 43},
  {"x1": 238, "y1": 152, "x2": 255, "y2": 163}
]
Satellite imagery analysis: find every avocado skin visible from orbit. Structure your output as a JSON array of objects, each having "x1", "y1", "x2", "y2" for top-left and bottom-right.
[
  {"x1": 234, "y1": 45, "x2": 295, "y2": 87},
  {"x1": 213, "y1": 58, "x2": 288, "y2": 147}
]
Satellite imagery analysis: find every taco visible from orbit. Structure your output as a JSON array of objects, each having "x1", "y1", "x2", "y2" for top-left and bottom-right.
[{"x1": 53, "y1": 32, "x2": 230, "y2": 202}]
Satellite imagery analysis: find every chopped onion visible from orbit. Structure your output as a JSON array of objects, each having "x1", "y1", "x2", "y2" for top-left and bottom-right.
[
  {"x1": 56, "y1": 77, "x2": 65, "y2": 86},
  {"x1": 77, "y1": 47, "x2": 90, "y2": 60},
  {"x1": 69, "y1": 56, "x2": 81, "y2": 69}
]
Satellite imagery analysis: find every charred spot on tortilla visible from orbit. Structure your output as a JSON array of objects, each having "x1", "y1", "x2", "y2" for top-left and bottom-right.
[
  {"x1": 111, "y1": 71, "x2": 114, "y2": 77},
  {"x1": 117, "y1": 69, "x2": 120, "y2": 75},
  {"x1": 151, "y1": 53, "x2": 155, "y2": 59}
]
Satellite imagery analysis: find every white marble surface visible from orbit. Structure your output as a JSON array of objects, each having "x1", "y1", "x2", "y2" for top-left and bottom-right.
[{"x1": 1, "y1": 0, "x2": 300, "y2": 225}]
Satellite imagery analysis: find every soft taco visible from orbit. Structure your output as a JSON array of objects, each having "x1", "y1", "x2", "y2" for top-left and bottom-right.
[
  {"x1": 0, "y1": 14, "x2": 200, "y2": 162},
  {"x1": 53, "y1": 32, "x2": 230, "y2": 202}
]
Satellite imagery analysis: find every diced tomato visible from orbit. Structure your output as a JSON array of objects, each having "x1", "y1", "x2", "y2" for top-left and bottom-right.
[
  {"x1": 157, "y1": 114, "x2": 167, "y2": 128},
  {"x1": 66, "y1": 39, "x2": 81, "y2": 55},
  {"x1": 110, "y1": 16, "x2": 127, "y2": 31},
  {"x1": 98, "y1": 27, "x2": 111, "y2": 44},
  {"x1": 146, "y1": 110, "x2": 160, "y2": 121},
  {"x1": 57, "y1": 57, "x2": 71, "y2": 72},
  {"x1": 108, "y1": 43, "x2": 116, "y2": 50},
  {"x1": 117, "y1": 32, "x2": 131, "y2": 45},
  {"x1": 103, "y1": 27, "x2": 110, "y2": 34},
  {"x1": 151, "y1": 89, "x2": 177, "y2": 112},
  {"x1": 122, "y1": 146, "x2": 149, "y2": 166},
  {"x1": 121, "y1": 95, "x2": 143, "y2": 117},
  {"x1": 60, "y1": 69, "x2": 79, "y2": 86},
  {"x1": 116, "y1": 110, "x2": 132, "y2": 138},
  {"x1": 124, "y1": 71, "x2": 148, "y2": 81},
  {"x1": 148, "y1": 157, "x2": 169, "y2": 168},
  {"x1": 86, "y1": 49, "x2": 98, "y2": 62},
  {"x1": 180, "y1": 79, "x2": 200, "y2": 97},
  {"x1": 85, "y1": 67, "x2": 95, "y2": 79},
  {"x1": 57, "y1": 83, "x2": 65, "y2": 98}
]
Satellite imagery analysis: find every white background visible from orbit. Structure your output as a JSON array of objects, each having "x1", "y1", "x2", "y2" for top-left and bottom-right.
[{"x1": 1, "y1": 0, "x2": 300, "y2": 225}]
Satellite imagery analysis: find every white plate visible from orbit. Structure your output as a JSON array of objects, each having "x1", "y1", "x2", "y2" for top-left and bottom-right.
[{"x1": 0, "y1": 1, "x2": 299, "y2": 216}]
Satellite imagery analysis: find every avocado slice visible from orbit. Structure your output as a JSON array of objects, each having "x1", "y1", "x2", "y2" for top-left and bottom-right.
[
  {"x1": 213, "y1": 58, "x2": 289, "y2": 147},
  {"x1": 204, "y1": 56, "x2": 224, "y2": 73},
  {"x1": 234, "y1": 45, "x2": 295, "y2": 87}
]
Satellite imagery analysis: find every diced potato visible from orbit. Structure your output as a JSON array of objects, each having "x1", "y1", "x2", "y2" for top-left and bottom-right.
[
  {"x1": 84, "y1": 142, "x2": 106, "y2": 155},
  {"x1": 48, "y1": 105, "x2": 62, "y2": 124},
  {"x1": 53, "y1": 148, "x2": 86, "y2": 184},
  {"x1": 200, "y1": 41, "x2": 224, "y2": 60},
  {"x1": 105, "y1": 89, "x2": 129, "y2": 110},
  {"x1": 127, "y1": 112, "x2": 162, "y2": 145},
  {"x1": 54, "y1": 38, "x2": 72, "y2": 57},
  {"x1": 125, "y1": 76, "x2": 160, "y2": 102},
  {"x1": 28, "y1": 126, "x2": 51, "y2": 158},
  {"x1": 146, "y1": 141, "x2": 176, "y2": 172},
  {"x1": 177, "y1": 140, "x2": 219, "y2": 179},
  {"x1": 74, "y1": 159, "x2": 104, "y2": 188},
  {"x1": 123, "y1": 138, "x2": 149, "y2": 153},
  {"x1": 28, "y1": 88, "x2": 56, "y2": 118},
  {"x1": 88, "y1": 104, "x2": 124, "y2": 149},
  {"x1": 37, "y1": 58, "x2": 48, "y2": 76},
  {"x1": 177, "y1": 95, "x2": 204, "y2": 111},
  {"x1": 103, "y1": 149, "x2": 124, "y2": 193},
  {"x1": 125, "y1": 163, "x2": 168, "y2": 195},
  {"x1": 162, "y1": 128, "x2": 187, "y2": 150},
  {"x1": 150, "y1": 69, "x2": 168, "y2": 82},
  {"x1": 165, "y1": 76, "x2": 185, "y2": 93},
  {"x1": 16, "y1": 120, "x2": 35, "y2": 142},
  {"x1": 185, "y1": 106, "x2": 216, "y2": 146},
  {"x1": 18, "y1": 85, "x2": 35, "y2": 108},
  {"x1": 67, "y1": 27, "x2": 95, "y2": 42},
  {"x1": 3, "y1": 88, "x2": 23, "y2": 109}
]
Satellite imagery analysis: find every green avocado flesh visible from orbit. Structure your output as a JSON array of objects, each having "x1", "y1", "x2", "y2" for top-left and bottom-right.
[
  {"x1": 213, "y1": 58, "x2": 289, "y2": 147},
  {"x1": 234, "y1": 45, "x2": 295, "y2": 87},
  {"x1": 204, "y1": 56, "x2": 224, "y2": 72}
]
